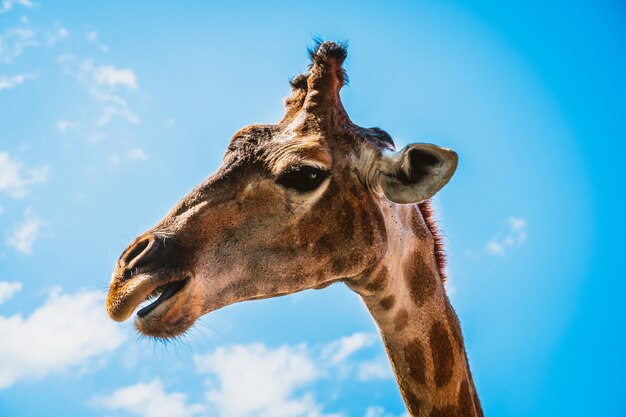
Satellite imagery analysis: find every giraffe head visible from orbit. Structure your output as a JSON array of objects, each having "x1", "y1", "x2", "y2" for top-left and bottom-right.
[{"x1": 105, "y1": 41, "x2": 458, "y2": 338}]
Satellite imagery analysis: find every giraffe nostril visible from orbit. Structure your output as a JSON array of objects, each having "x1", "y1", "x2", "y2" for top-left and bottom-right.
[
  {"x1": 123, "y1": 239, "x2": 149, "y2": 265},
  {"x1": 121, "y1": 236, "x2": 160, "y2": 277}
]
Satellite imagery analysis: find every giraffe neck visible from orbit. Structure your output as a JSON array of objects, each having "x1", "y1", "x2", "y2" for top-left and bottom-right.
[{"x1": 348, "y1": 204, "x2": 482, "y2": 417}]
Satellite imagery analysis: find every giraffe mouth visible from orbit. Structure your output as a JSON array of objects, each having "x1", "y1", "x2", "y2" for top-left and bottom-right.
[
  {"x1": 106, "y1": 272, "x2": 193, "y2": 324},
  {"x1": 136, "y1": 276, "x2": 190, "y2": 318}
]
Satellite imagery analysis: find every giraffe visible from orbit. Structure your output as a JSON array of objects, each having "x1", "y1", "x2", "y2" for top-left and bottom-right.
[{"x1": 106, "y1": 40, "x2": 482, "y2": 417}]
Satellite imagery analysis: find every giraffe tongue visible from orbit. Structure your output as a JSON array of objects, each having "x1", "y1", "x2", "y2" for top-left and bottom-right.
[{"x1": 137, "y1": 277, "x2": 189, "y2": 318}]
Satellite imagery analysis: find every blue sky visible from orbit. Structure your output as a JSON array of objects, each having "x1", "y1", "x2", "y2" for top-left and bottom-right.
[{"x1": 0, "y1": 1, "x2": 625, "y2": 416}]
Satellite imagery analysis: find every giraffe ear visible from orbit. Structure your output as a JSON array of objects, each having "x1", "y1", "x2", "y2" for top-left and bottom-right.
[{"x1": 376, "y1": 143, "x2": 458, "y2": 204}]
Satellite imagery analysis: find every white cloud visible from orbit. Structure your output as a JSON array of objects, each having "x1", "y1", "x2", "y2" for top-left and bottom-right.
[
  {"x1": 357, "y1": 357, "x2": 393, "y2": 381},
  {"x1": 94, "y1": 65, "x2": 137, "y2": 90},
  {"x1": 364, "y1": 406, "x2": 407, "y2": 417},
  {"x1": 0, "y1": 25, "x2": 38, "y2": 63},
  {"x1": 195, "y1": 343, "x2": 340, "y2": 417},
  {"x1": 0, "y1": 152, "x2": 48, "y2": 198},
  {"x1": 6, "y1": 208, "x2": 45, "y2": 254},
  {"x1": 45, "y1": 27, "x2": 68, "y2": 45},
  {"x1": 128, "y1": 148, "x2": 148, "y2": 161},
  {"x1": 97, "y1": 105, "x2": 139, "y2": 126},
  {"x1": 0, "y1": 0, "x2": 35, "y2": 14},
  {"x1": 108, "y1": 153, "x2": 122, "y2": 165},
  {"x1": 108, "y1": 148, "x2": 149, "y2": 165},
  {"x1": 94, "y1": 379, "x2": 205, "y2": 417},
  {"x1": 85, "y1": 30, "x2": 109, "y2": 52},
  {"x1": 0, "y1": 281, "x2": 22, "y2": 304},
  {"x1": 486, "y1": 216, "x2": 528, "y2": 256},
  {"x1": 0, "y1": 287, "x2": 126, "y2": 388},
  {"x1": 85, "y1": 30, "x2": 98, "y2": 42},
  {"x1": 322, "y1": 332, "x2": 377, "y2": 365},
  {"x1": 56, "y1": 119, "x2": 79, "y2": 133},
  {"x1": 58, "y1": 55, "x2": 139, "y2": 127},
  {"x1": 365, "y1": 407, "x2": 385, "y2": 417},
  {"x1": 0, "y1": 73, "x2": 34, "y2": 90},
  {"x1": 97, "y1": 333, "x2": 384, "y2": 417}
]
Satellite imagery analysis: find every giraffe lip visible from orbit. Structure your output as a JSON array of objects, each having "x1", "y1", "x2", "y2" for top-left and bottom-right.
[{"x1": 136, "y1": 276, "x2": 190, "y2": 318}]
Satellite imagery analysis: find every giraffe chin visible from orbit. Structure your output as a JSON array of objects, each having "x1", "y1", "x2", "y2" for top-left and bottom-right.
[{"x1": 133, "y1": 276, "x2": 200, "y2": 339}]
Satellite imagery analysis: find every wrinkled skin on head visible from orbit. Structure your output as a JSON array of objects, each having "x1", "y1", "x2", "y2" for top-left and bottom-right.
[{"x1": 105, "y1": 41, "x2": 457, "y2": 338}]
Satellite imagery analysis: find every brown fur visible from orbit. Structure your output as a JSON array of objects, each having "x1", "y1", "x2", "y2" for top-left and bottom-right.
[
  {"x1": 404, "y1": 250, "x2": 438, "y2": 306},
  {"x1": 404, "y1": 390, "x2": 423, "y2": 417},
  {"x1": 429, "y1": 379, "x2": 477, "y2": 417},
  {"x1": 444, "y1": 298, "x2": 464, "y2": 350},
  {"x1": 430, "y1": 321, "x2": 455, "y2": 388},
  {"x1": 405, "y1": 339, "x2": 427, "y2": 385},
  {"x1": 379, "y1": 295, "x2": 396, "y2": 310},
  {"x1": 105, "y1": 40, "x2": 481, "y2": 417},
  {"x1": 394, "y1": 308, "x2": 410, "y2": 331},
  {"x1": 364, "y1": 266, "x2": 389, "y2": 292}
]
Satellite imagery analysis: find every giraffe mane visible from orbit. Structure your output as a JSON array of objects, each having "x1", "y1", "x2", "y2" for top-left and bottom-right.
[{"x1": 418, "y1": 200, "x2": 448, "y2": 283}]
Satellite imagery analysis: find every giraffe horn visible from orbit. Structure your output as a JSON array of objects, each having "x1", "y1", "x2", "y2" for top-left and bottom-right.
[
  {"x1": 279, "y1": 73, "x2": 309, "y2": 125},
  {"x1": 301, "y1": 39, "x2": 348, "y2": 118}
]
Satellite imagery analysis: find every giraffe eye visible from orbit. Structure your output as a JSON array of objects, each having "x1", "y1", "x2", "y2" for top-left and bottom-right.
[{"x1": 276, "y1": 165, "x2": 329, "y2": 193}]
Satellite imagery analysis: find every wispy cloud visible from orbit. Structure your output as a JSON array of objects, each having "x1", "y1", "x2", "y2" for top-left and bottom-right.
[
  {"x1": 45, "y1": 26, "x2": 68, "y2": 45},
  {"x1": 364, "y1": 406, "x2": 408, "y2": 417},
  {"x1": 486, "y1": 216, "x2": 528, "y2": 256},
  {"x1": 0, "y1": 73, "x2": 35, "y2": 90},
  {"x1": 56, "y1": 119, "x2": 79, "y2": 133},
  {"x1": 85, "y1": 30, "x2": 109, "y2": 52},
  {"x1": 322, "y1": 332, "x2": 377, "y2": 365},
  {"x1": 0, "y1": 281, "x2": 22, "y2": 304},
  {"x1": 127, "y1": 148, "x2": 148, "y2": 161},
  {"x1": 97, "y1": 105, "x2": 139, "y2": 126},
  {"x1": 94, "y1": 65, "x2": 137, "y2": 90},
  {"x1": 108, "y1": 148, "x2": 149, "y2": 165},
  {"x1": 0, "y1": 287, "x2": 126, "y2": 389},
  {"x1": 0, "y1": 0, "x2": 35, "y2": 14},
  {"x1": 0, "y1": 152, "x2": 48, "y2": 198},
  {"x1": 0, "y1": 24, "x2": 38, "y2": 63},
  {"x1": 6, "y1": 208, "x2": 45, "y2": 254},
  {"x1": 94, "y1": 379, "x2": 205, "y2": 417},
  {"x1": 357, "y1": 357, "x2": 393, "y2": 381},
  {"x1": 58, "y1": 55, "x2": 139, "y2": 127},
  {"x1": 85, "y1": 30, "x2": 98, "y2": 42}
]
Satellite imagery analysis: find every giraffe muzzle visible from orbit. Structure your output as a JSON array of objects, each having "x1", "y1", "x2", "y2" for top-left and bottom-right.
[{"x1": 106, "y1": 233, "x2": 195, "y2": 325}]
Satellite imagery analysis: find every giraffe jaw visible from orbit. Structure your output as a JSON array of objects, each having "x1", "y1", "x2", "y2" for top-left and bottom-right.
[{"x1": 106, "y1": 270, "x2": 204, "y2": 338}]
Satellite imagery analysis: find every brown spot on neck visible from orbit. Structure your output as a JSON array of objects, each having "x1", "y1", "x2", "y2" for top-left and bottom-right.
[
  {"x1": 403, "y1": 250, "x2": 437, "y2": 307},
  {"x1": 429, "y1": 321, "x2": 455, "y2": 387},
  {"x1": 405, "y1": 339, "x2": 426, "y2": 385},
  {"x1": 379, "y1": 295, "x2": 396, "y2": 310},
  {"x1": 404, "y1": 390, "x2": 422, "y2": 417},
  {"x1": 394, "y1": 308, "x2": 410, "y2": 331},
  {"x1": 430, "y1": 404, "x2": 457, "y2": 417},
  {"x1": 429, "y1": 379, "x2": 478, "y2": 417},
  {"x1": 458, "y1": 379, "x2": 476, "y2": 417}
]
